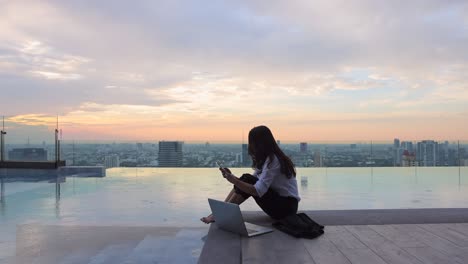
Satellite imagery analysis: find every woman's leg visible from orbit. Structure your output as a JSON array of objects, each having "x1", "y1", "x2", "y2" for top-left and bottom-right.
[
  {"x1": 200, "y1": 188, "x2": 248, "y2": 224},
  {"x1": 201, "y1": 174, "x2": 257, "y2": 224},
  {"x1": 224, "y1": 188, "x2": 236, "y2": 202},
  {"x1": 253, "y1": 190, "x2": 298, "y2": 220}
]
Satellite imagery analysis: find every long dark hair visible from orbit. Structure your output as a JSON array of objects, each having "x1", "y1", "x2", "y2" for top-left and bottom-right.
[{"x1": 248, "y1": 125, "x2": 296, "y2": 178}]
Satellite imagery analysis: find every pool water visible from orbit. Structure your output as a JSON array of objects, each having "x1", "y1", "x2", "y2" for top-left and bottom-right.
[{"x1": 1, "y1": 167, "x2": 467, "y2": 262}]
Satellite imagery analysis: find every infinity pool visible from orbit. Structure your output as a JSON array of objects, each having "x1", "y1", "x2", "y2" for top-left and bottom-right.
[{"x1": 1, "y1": 167, "x2": 468, "y2": 262}]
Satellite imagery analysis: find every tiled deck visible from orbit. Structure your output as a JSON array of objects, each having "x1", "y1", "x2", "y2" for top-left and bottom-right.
[
  {"x1": 200, "y1": 223, "x2": 468, "y2": 264},
  {"x1": 7, "y1": 208, "x2": 468, "y2": 263},
  {"x1": 11, "y1": 225, "x2": 208, "y2": 264},
  {"x1": 199, "y1": 209, "x2": 468, "y2": 264}
]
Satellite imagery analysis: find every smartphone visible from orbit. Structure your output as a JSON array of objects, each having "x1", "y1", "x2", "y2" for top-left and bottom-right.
[{"x1": 216, "y1": 161, "x2": 227, "y2": 177}]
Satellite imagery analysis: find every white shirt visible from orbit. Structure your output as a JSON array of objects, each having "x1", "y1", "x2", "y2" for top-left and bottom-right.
[{"x1": 253, "y1": 154, "x2": 301, "y2": 201}]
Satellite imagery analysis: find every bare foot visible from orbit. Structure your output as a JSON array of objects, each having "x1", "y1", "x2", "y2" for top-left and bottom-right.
[{"x1": 200, "y1": 214, "x2": 215, "y2": 224}]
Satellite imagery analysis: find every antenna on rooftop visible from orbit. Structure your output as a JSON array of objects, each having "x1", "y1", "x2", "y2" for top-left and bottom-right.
[
  {"x1": 55, "y1": 114, "x2": 59, "y2": 167},
  {"x1": 0, "y1": 116, "x2": 5, "y2": 162}
]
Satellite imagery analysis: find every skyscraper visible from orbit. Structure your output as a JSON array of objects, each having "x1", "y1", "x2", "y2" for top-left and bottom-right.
[
  {"x1": 402, "y1": 150, "x2": 417, "y2": 167},
  {"x1": 158, "y1": 141, "x2": 184, "y2": 167},
  {"x1": 241, "y1": 143, "x2": 250, "y2": 167},
  {"x1": 314, "y1": 151, "x2": 323, "y2": 167},
  {"x1": 300, "y1": 142, "x2": 308, "y2": 153},
  {"x1": 393, "y1": 139, "x2": 414, "y2": 166},
  {"x1": 104, "y1": 154, "x2": 120, "y2": 168},
  {"x1": 417, "y1": 140, "x2": 439, "y2": 166},
  {"x1": 401, "y1": 141, "x2": 413, "y2": 152},
  {"x1": 136, "y1": 143, "x2": 143, "y2": 151}
]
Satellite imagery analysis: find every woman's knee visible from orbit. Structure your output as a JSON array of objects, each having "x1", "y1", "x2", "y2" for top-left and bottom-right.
[
  {"x1": 239, "y1": 173, "x2": 258, "y2": 184},
  {"x1": 234, "y1": 174, "x2": 258, "y2": 199}
]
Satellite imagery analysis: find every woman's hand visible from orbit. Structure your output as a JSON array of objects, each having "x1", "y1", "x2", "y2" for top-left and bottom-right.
[
  {"x1": 220, "y1": 167, "x2": 236, "y2": 183},
  {"x1": 220, "y1": 167, "x2": 258, "y2": 196}
]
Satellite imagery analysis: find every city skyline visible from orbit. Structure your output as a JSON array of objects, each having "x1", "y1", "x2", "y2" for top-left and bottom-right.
[
  {"x1": 5, "y1": 139, "x2": 466, "y2": 168},
  {"x1": 1, "y1": 1, "x2": 468, "y2": 141}
]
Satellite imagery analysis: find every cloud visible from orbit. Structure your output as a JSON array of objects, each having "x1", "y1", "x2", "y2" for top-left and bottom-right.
[
  {"x1": 0, "y1": 0, "x2": 467, "y2": 140},
  {"x1": 0, "y1": 40, "x2": 91, "y2": 80},
  {"x1": 29, "y1": 71, "x2": 82, "y2": 80}
]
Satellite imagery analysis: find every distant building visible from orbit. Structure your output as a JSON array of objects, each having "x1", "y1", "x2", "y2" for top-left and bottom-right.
[
  {"x1": 393, "y1": 138, "x2": 402, "y2": 166},
  {"x1": 314, "y1": 151, "x2": 323, "y2": 167},
  {"x1": 300, "y1": 142, "x2": 308, "y2": 153},
  {"x1": 458, "y1": 148, "x2": 466, "y2": 166},
  {"x1": 401, "y1": 141, "x2": 414, "y2": 152},
  {"x1": 390, "y1": 140, "x2": 417, "y2": 166},
  {"x1": 158, "y1": 141, "x2": 183, "y2": 167},
  {"x1": 104, "y1": 155, "x2": 120, "y2": 168},
  {"x1": 350, "y1": 144, "x2": 357, "y2": 149},
  {"x1": 417, "y1": 140, "x2": 439, "y2": 166},
  {"x1": 8, "y1": 148, "x2": 47, "y2": 161},
  {"x1": 235, "y1": 153, "x2": 242, "y2": 164},
  {"x1": 402, "y1": 150, "x2": 417, "y2": 167},
  {"x1": 393, "y1": 148, "x2": 404, "y2": 166},
  {"x1": 136, "y1": 143, "x2": 143, "y2": 151},
  {"x1": 241, "y1": 144, "x2": 250, "y2": 166},
  {"x1": 277, "y1": 140, "x2": 281, "y2": 146}
]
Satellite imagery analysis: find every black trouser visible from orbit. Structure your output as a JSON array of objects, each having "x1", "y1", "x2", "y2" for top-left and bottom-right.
[{"x1": 234, "y1": 174, "x2": 298, "y2": 220}]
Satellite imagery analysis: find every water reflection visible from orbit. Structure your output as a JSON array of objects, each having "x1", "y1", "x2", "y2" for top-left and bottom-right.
[
  {"x1": 55, "y1": 175, "x2": 64, "y2": 219},
  {"x1": 1, "y1": 175, "x2": 5, "y2": 216},
  {"x1": 0, "y1": 167, "x2": 105, "y2": 220}
]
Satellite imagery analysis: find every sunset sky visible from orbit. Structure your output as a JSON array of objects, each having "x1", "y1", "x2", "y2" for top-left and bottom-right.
[{"x1": 1, "y1": 1, "x2": 467, "y2": 143}]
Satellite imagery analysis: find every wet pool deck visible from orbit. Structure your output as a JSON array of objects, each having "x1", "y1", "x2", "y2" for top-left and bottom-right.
[
  {"x1": 7, "y1": 208, "x2": 468, "y2": 264},
  {"x1": 199, "y1": 208, "x2": 468, "y2": 264}
]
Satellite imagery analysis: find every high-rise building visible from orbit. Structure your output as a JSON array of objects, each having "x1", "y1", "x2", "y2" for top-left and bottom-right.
[
  {"x1": 235, "y1": 153, "x2": 242, "y2": 164},
  {"x1": 393, "y1": 140, "x2": 414, "y2": 166},
  {"x1": 402, "y1": 150, "x2": 417, "y2": 167},
  {"x1": 158, "y1": 141, "x2": 183, "y2": 167},
  {"x1": 314, "y1": 151, "x2": 323, "y2": 167},
  {"x1": 394, "y1": 147, "x2": 404, "y2": 166},
  {"x1": 136, "y1": 143, "x2": 143, "y2": 151},
  {"x1": 401, "y1": 141, "x2": 414, "y2": 152},
  {"x1": 417, "y1": 140, "x2": 439, "y2": 166},
  {"x1": 241, "y1": 144, "x2": 250, "y2": 166},
  {"x1": 8, "y1": 148, "x2": 47, "y2": 161},
  {"x1": 300, "y1": 142, "x2": 308, "y2": 153},
  {"x1": 104, "y1": 154, "x2": 120, "y2": 168}
]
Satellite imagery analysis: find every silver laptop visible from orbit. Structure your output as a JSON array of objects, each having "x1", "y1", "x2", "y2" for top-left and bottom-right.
[{"x1": 208, "y1": 198, "x2": 273, "y2": 237}]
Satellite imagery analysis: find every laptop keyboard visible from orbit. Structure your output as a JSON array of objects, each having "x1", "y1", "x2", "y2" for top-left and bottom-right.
[{"x1": 247, "y1": 228, "x2": 257, "y2": 233}]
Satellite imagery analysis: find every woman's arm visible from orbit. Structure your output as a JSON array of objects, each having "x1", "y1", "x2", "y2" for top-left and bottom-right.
[{"x1": 226, "y1": 174, "x2": 259, "y2": 197}]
